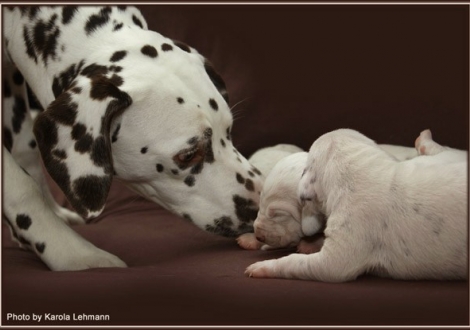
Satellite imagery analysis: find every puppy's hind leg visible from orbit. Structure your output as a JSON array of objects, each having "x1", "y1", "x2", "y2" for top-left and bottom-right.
[{"x1": 414, "y1": 129, "x2": 447, "y2": 156}]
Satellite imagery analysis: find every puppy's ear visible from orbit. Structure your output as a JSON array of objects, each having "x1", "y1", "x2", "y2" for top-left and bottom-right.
[{"x1": 33, "y1": 75, "x2": 132, "y2": 219}]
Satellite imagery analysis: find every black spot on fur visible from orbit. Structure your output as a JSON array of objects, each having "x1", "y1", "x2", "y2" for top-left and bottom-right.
[
  {"x1": 47, "y1": 93, "x2": 78, "y2": 126},
  {"x1": 156, "y1": 164, "x2": 164, "y2": 172},
  {"x1": 171, "y1": 169, "x2": 179, "y2": 175},
  {"x1": 35, "y1": 242, "x2": 46, "y2": 253},
  {"x1": 12, "y1": 70, "x2": 24, "y2": 85},
  {"x1": 141, "y1": 147, "x2": 148, "y2": 154},
  {"x1": 23, "y1": 27, "x2": 37, "y2": 63},
  {"x1": 132, "y1": 15, "x2": 144, "y2": 28},
  {"x1": 209, "y1": 98, "x2": 218, "y2": 111},
  {"x1": 71, "y1": 86, "x2": 82, "y2": 94},
  {"x1": 109, "y1": 65, "x2": 123, "y2": 73},
  {"x1": 161, "y1": 43, "x2": 173, "y2": 51},
  {"x1": 113, "y1": 23, "x2": 123, "y2": 31},
  {"x1": 226, "y1": 127, "x2": 231, "y2": 141},
  {"x1": 177, "y1": 97, "x2": 184, "y2": 104},
  {"x1": 236, "y1": 173, "x2": 245, "y2": 184},
  {"x1": 110, "y1": 50, "x2": 127, "y2": 62},
  {"x1": 33, "y1": 115, "x2": 58, "y2": 152},
  {"x1": 248, "y1": 171, "x2": 254, "y2": 177},
  {"x1": 52, "y1": 60, "x2": 85, "y2": 98},
  {"x1": 109, "y1": 74, "x2": 124, "y2": 87},
  {"x1": 52, "y1": 149, "x2": 67, "y2": 159},
  {"x1": 184, "y1": 175, "x2": 195, "y2": 187},
  {"x1": 71, "y1": 123, "x2": 86, "y2": 140},
  {"x1": 16, "y1": 214, "x2": 32, "y2": 230},
  {"x1": 73, "y1": 175, "x2": 109, "y2": 212},
  {"x1": 205, "y1": 216, "x2": 237, "y2": 237},
  {"x1": 27, "y1": 6, "x2": 40, "y2": 19},
  {"x1": 117, "y1": 6, "x2": 127, "y2": 11},
  {"x1": 62, "y1": 6, "x2": 78, "y2": 24},
  {"x1": 81, "y1": 63, "x2": 108, "y2": 77},
  {"x1": 204, "y1": 59, "x2": 229, "y2": 104},
  {"x1": 111, "y1": 123, "x2": 121, "y2": 143},
  {"x1": 32, "y1": 13, "x2": 61, "y2": 66},
  {"x1": 29, "y1": 140, "x2": 37, "y2": 149},
  {"x1": 141, "y1": 45, "x2": 158, "y2": 58},
  {"x1": 182, "y1": 213, "x2": 193, "y2": 222},
  {"x1": 26, "y1": 84, "x2": 43, "y2": 110},
  {"x1": 251, "y1": 166, "x2": 262, "y2": 176},
  {"x1": 3, "y1": 128, "x2": 13, "y2": 152},
  {"x1": 233, "y1": 195, "x2": 258, "y2": 223},
  {"x1": 12, "y1": 96, "x2": 27, "y2": 133},
  {"x1": 75, "y1": 133, "x2": 93, "y2": 153},
  {"x1": 220, "y1": 139, "x2": 226, "y2": 148},
  {"x1": 190, "y1": 162, "x2": 204, "y2": 175},
  {"x1": 90, "y1": 136, "x2": 110, "y2": 170},
  {"x1": 89, "y1": 75, "x2": 123, "y2": 101},
  {"x1": 4, "y1": 78, "x2": 12, "y2": 98},
  {"x1": 245, "y1": 178, "x2": 255, "y2": 191},
  {"x1": 85, "y1": 6, "x2": 112, "y2": 35},
  {"x1": 173, "y1": 40, "x2": 191, "y2": 53}
]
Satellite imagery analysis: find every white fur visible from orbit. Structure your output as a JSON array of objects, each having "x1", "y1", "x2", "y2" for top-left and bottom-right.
[
  {"x1": 246, "y1": 129, "x2": 467, "y2": 282},
  {"x1": 237, "y1": 144, "x2": 303, "y2": 250},
  {"x1": 3, "y1": 6, "x2": 263, "y2": 270}
]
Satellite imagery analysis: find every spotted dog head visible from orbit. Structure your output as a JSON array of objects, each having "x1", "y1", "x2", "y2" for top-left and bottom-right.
[{"x1": 33, "y1": 24, "x2": 262, "y2": 236}]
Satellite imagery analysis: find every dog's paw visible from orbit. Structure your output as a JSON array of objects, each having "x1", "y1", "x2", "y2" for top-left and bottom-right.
[
  {"x1": 245, "y1": 259, "x2": 277, "y2": 278},
  {"x1": 237, "y1": 233, "x2": 264, "y2": 250},
  {"x1": 53, "y1": 205, "x2": 85, "y2": 225},
  {"x1": 48, "y1": 247, "x2": 127, "y2": 271}
]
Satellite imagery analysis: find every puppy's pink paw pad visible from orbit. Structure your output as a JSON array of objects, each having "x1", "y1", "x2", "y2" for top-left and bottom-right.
[
  {"x1": 245, "y1": 261, "x2": 274, "y2": 278},
  {"x1": 237, "y1": 233, "x2": 264, "y2": 250}
]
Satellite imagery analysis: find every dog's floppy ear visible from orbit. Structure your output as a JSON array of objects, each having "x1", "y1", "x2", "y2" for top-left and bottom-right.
[
  {"x1": 203, "y1": 58, "x2": 229, "y2": 104},
  {"x1": 33, "y1": 74, "x2": 132, "y2": 219}
]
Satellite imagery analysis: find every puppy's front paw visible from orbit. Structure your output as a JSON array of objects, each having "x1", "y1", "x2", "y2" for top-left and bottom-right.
[
  {"x1": 245, "y1": 259, "x2": 277, "y2": 278},
  {"x1": 237, "y1": 233, "x2": 264, "y2": 250}
]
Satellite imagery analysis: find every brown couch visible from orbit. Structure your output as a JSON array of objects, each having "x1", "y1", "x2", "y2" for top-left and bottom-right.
[{"x1": 3, "y1": 4, "x2": 468, "y2": 326}]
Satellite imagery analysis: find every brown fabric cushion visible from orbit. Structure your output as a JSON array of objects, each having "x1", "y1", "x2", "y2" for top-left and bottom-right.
[{"x1": 3, "y1": 4, "x2": 468, "y2": 326}]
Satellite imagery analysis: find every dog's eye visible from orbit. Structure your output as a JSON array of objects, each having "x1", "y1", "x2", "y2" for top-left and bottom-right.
[
  {"x1": 173, "y1": 147, "x2": 205, "y2": 169},
  {"x1": 178, "y1": 149, "x2": 197, "y2": 162}
]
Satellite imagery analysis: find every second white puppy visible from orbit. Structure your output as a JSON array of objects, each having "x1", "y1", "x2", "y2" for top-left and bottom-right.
[{"x1": 246, "y1": 129, "x2": 467, "y2": 282}]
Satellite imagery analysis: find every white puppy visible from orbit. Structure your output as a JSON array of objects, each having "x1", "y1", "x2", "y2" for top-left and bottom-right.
[
  {"x1": 246, "y1": 129, "x2": 467, "y2": 282},
  {"x1": 251, "y1": 152, "x2": 324, "y2": 248},
  {"x1": 237, "y1": 144, "x2": 304, "y2": 250}
]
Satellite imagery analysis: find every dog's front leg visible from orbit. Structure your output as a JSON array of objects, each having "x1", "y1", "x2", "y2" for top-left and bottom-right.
[
  {"x1": 3, "y1": 148, "x2": 127, "y2": 271},
  {"x1": 3, "y1": 63, "x2": 83, "y2": 225}
]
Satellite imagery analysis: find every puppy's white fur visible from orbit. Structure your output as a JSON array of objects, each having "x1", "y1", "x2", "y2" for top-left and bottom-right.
[
  {"x1": 246, "y1": 129, "x2": 467, "y2": 282},
  {"x1": 237, "y1": 144, "x2": 303, "y2": 250}
]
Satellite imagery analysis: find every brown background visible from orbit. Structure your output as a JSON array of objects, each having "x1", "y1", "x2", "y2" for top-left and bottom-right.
[{"x1": 2, "y1": 4, "x2": 469, "y2": 326}]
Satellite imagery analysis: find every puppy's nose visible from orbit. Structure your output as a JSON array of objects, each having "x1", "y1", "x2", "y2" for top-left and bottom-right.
[{"x1": 256, "y1": 234, "x2": 266, "y2": 243}]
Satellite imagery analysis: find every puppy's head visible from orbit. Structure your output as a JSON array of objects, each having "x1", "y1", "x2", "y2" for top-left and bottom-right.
[
  {"x1": 34, "y1": 32, "x2": 262, "y2": 236},
  {"x1": 253, "y1": 152, "x2": 308, "y2": 247}
]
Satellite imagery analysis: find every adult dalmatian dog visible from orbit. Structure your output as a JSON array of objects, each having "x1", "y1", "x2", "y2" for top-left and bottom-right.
[{"x1": 3, "y1": 6, "x2": 263, "y2": 271}]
